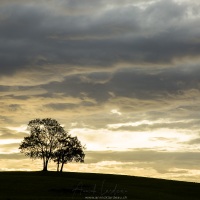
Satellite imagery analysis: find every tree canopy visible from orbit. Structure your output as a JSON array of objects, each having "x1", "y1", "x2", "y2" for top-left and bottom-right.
[
  {"x1": 54, "y1": 135, "x2": 85, "y2": 172},
  {"x1": 19, "y1": 118, "x2": 85, "y2": 171}
]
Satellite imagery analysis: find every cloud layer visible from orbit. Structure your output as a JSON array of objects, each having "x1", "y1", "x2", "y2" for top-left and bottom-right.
[{"x1": 1, "y1": 0, "x2": 200, "y2": 182}]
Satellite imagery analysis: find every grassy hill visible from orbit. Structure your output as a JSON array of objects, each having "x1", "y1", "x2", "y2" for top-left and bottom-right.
[{"x1": 0, "y1": 171, "x2": 199, "y2": 200}]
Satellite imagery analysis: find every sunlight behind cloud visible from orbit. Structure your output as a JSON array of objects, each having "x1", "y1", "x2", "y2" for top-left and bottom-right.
[
  {"x1": 6, "y1": 125, "x2": 28, "y2": 133},
  {"x1": 70, "y1": 127, "x2": 195, "y2": 152},
  {"x1": 0, "y1": 139, "x2": 22, "y2": 145},
  {"x1": 110, "y1": 109, "x2": 122, "y2": 115},
  {"x1": 107, "y1": 120, "x2": 154, "y2": 129},
  {"x1": 1, "y1": 0, "x2": 200, "y2": 183}
]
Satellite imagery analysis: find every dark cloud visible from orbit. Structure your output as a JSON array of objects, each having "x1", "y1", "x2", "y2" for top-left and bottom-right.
[
  {"x1": 110, "y1": 66, "x2": 200, "y2": 99},
  {"x1": 1, "y1": 0, "x2": 200, "y2": 75},
  {"x1": 40, "y1": 64, "x2": 200, "y2": 104},
  {"x1": 45, "y1": 103, "x2": 76, "y2": 110},
  {"x1": 0, "y1": 127, "x2": 27, "y2": 139},
  {"x1": 108, "y1": 120, "x2": 200, "y2": 132},
  {"x1": 185, "y1": 138, "x2": 200, "y2": 145},
  {"x1": 0, "y1": 153, "x2": 24, "y2": 159},
  {"x1": 42, "y1": 75, "x2": 110, "y2": 103},
  {"x1": 0, "y1": 143, "x2": 20, "y2": 149},
  {"x1": 86, "y1": 150, "x2": 200, "y2": 172},
  {"x1": 1, "y1": 0, "x2": 200, "y2": 181}
]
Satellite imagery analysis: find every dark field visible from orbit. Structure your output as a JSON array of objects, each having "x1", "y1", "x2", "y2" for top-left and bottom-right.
[{"x1": 0, "y1": 171, "x2": 200, "y2": 200}]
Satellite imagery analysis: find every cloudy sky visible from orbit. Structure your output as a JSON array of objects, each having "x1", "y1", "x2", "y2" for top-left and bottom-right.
[{"x1": 1, "y1": 0, "x2": 200, "y2": 182}]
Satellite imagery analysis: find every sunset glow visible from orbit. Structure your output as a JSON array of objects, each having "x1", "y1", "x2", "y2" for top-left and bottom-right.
[{"x1": 1, "y1": 0, "x2": 200, "y2": 183}]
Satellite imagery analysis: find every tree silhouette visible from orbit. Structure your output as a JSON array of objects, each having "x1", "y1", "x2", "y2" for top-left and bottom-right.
[
  {"x1": 53, "y1": 135, "x2": 85, "y2": 172},
  {"x1": 19, "y1": 118, "x2": 68, "y2": 171}
]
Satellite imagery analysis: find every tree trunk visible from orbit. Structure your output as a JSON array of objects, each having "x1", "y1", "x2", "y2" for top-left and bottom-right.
[
  {"x1": 43, "y1": 159, "x2": 49, "y2": 171},
  {"x1": 57, "y1": 161, "x2": 60, "y2": 172},
  {"x1": 43, "y1": 165, "x2": 48, "y2": 171},
  {"x1": 60, "y1": 162, "x2": 64, "y2": 172}
]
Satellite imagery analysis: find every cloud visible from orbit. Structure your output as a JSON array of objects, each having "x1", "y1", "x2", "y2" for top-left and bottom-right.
[
  {"x1": 107, "y1": 119, "x2": 200, "y2": 132},
  {"x1": 50, "y1": 149, "x2": 200, "y2": 181},
  {"x1": 85, "y1": 150, "x2": 200, "y2": 164},
  {"x1": 1, "y1": 0, "x2": 200, "y2": 182},
  {"x1": 0, "y1": 153, "x2": 23, "y2": 159},
  {"x1": 0, "y1": 131, "x2": 27, "y2": 140},
  {"x1": 84, "y1": 150, "x2": 200, "y2": 179},
  {"x1": 1, "y1": 0, "x2": 200, "y2": 77},
  {"x1": 184, "y1": 138, "x2": 200, "y2": 145}
]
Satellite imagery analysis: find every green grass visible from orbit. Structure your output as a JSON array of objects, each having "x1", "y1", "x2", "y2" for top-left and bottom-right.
[{"x1": 0, "y1": 171, "x2": 199, "y2": 200}]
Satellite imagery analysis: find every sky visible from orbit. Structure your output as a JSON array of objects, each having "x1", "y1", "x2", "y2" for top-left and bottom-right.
[{"x1": 1, "y1": 0, "x2": 200, "y2": 182}]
